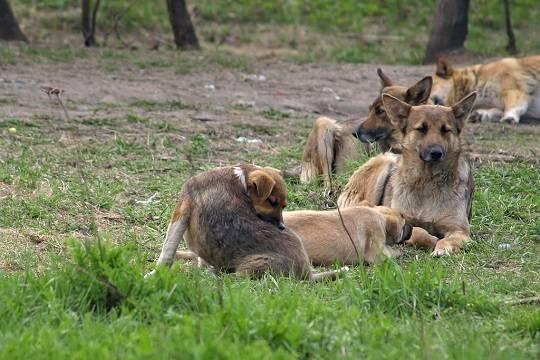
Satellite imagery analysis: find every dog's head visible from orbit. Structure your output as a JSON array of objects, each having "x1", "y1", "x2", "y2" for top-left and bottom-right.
[
  {"x1": 374, "y1": 206, "x2": 413, "y2": 245},
  {"x1": 430, "y1": 56, "x2": 456, "y2": 106},
  {"x1": 382, "y1": 92, "x2": 477, "y2": 163},
  {"x1": 247, "y1": 167, "x2": 288, "y2": 230},
  {"x1": 354, "y1": 69, "x2": 433, "y2": 151}
]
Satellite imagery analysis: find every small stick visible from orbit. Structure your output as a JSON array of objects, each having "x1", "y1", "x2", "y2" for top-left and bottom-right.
[
  {"x1": 324, "y1": 132, "x2": 360, "y2": 260},
  {"x1": 504, "y1": 296, "x2": 540, "y2": 306}
]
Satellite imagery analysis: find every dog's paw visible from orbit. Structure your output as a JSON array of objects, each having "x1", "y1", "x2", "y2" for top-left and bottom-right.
[
  {"x1": 471, "y1": 109, "x2": 502, "y2": 123},
  {"x1": 500, "y1": 115, "x2": 519, "y2": 124},
  {"x1": 431, "y1": 240, "x2": 460, "y2": 257}
]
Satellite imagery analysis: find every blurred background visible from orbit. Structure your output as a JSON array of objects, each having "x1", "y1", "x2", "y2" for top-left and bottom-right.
[{"x1": 3, "y1": 0, "x2": 539, "y2": 65}]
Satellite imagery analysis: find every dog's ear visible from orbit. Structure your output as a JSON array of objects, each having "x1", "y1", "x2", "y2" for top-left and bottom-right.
[
  {"x1": 377, "y1": 68, "x2": 393, "y2": 88},
  {"x1": 382, "y1": 94, "x2": 411, "y2": 130},
  {"x1": 405, "y1": 76, "x2": 432, "y2": 105},
  {"x1": 248, "y1": 170, "x2": 276, "y2": 199},
  {"x1": 435, "y1": 56, "x2": 454, "y2": 78},
  {"x1": 452, "y1": 92, "x2": 477, "y2": 132}
]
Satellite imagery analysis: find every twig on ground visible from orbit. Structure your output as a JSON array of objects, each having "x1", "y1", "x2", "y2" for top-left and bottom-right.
[{"x1": 324, "y1": 132, "x2": 359, "y2": 260}]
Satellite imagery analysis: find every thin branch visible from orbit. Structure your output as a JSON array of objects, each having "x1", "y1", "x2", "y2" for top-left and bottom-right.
[
  {"x1": 323, "y1": 132, "x2": 360, "y2": 260},
  {"x1": 505, "y1": 297, "x2": 540, "y2": 306}
]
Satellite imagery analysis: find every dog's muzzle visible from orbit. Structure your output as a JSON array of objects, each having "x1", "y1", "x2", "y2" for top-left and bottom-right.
[
  {"x1": 355, "y1": 128, "x2": 389, "y2": 144},
  {"x1": 398, "y1": 224, "x2": 413, "y2": 244},
  {"x1": 420, "y1": 145, "x2": 446, "y2": 162}
]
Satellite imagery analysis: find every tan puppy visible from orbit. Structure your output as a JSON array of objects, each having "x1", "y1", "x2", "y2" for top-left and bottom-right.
[
  {"x1": 147, "y1": 164, "x2": 337, "y2": 280},
  {"x1": 338, "y1": 93, "x2": 477, "y2": 256},
  {"x1": 431, "y1": 55, "x2": 540, "y2": 124},
  {"x1": 283, "y1": 205, "x2": 412, "y2": 266},
  {"x1": 300, "y1": 69, "x2": 432, "y2": 185}
]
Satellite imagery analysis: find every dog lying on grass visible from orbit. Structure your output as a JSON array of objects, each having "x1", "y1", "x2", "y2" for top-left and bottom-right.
[
  {"x1": 300, "y1": 69, "x2": 432, "y2": 185},
  {"x1": 146, "y1": 164, "x2": 337, "y2": 281},
  {"x1": 431, "y1": 55, "x2": 540, "y2": 124},
  {"x1": 283, "y1": 205, "x2": 412, "y2": 265},
  {"x1": 338, "y1": 92, "x2": 477, "y2": 256}
]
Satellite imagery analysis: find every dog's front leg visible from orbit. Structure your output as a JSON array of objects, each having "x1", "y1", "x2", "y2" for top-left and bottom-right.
[
  {"x1": 501, "y1": 90, "x2": 530, "y2": 124},
  {"x1": 432, "y1": 230, "x2": 470, "y2": 256}
]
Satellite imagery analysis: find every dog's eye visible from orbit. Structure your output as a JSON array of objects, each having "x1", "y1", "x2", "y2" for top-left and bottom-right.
[
  {"x1": 268, "y1": 198, "x2": 278, "y2": 207},
  {"x1": 416, "y1": 124, "x2": 428, "y2": 134},
  {"x1": 441, "y1": 126, "x2": 451, "y2": 134},
  {"x1": 375, "y1": 107, "x2": 385, "y2": 115}
]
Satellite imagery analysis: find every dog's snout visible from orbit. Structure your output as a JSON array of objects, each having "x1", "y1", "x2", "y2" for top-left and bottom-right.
[
  {"x1": 430, "y1": 148, "x2": 443, "y2": 160},
  {"x1": 399, "y1": 224, "x2": 413, "y2": 244},
  {"x1": 432, "y1": 96, "x2": 444, "y2": 105},
  {"x1": 278, "y1": 222, "x2": 286, "y2": 231},
  {"x1": 420, "y1": 146, "x2": 446, "y2": 162}
]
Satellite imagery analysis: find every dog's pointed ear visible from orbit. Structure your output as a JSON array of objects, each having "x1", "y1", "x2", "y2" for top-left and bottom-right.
[
  {"x1": 248, "y1": 170, "x2": 275, "y2": 199},
  {"x1": 435, "y1": 56, "x2": 454, "y2": 78},
  {"x1": 382, "y1": 94, "x2": 411, "y2": 129},
  {"x1": 405, "y1": 76, "x2": 432, "y2": 105},
  {"x1": 377, "y1": 68, "x2": 393, "y2": 88},
  {"x1": 452, "y1": 92, "x2": 477, "y2": 132}
]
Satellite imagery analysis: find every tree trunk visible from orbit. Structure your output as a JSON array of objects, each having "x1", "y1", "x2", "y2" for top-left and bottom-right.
[
  {"x1": 424, "y1": 0, "x2": 470, "y2": 64},
  {"x1": 0, "y1": 0, "x2": 27, "y2": 42},
  {"x1": 81, "y1": 0, "x2": 100, "y2": 47},
  {"x1": 166, "y1": 0, "x2": 199, "y2": 49},
  {"x1": 503, "y1": 0, "x2": 518, "y2": 55}
]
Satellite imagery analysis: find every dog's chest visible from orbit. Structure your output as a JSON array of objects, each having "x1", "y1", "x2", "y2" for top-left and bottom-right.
[{"x1": 390, "y1": 178, "x2": 465, "y2": 224}]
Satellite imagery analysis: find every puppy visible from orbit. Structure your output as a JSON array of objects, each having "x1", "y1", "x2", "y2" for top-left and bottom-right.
[
  {"x1": 283, "y1": 206, "x2": 413, "y2": 266},
  {"x1": 146, "y1": 164, "x2": 337, "y2": 280}
]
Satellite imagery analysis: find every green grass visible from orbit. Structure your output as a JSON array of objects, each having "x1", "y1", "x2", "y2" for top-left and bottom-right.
[{"x1": 0, "y1": 109, "x2": 538, "y2": 358}]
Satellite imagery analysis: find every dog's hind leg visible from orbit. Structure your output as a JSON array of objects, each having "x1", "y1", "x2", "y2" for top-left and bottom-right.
[{"x1": 501, "y1": 90, "x2": 530, "y2": 124}]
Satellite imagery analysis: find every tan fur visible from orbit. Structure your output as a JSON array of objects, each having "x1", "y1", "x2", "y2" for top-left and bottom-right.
[
  {"x1": 431, "y1": 55, "x2": 540, "y2": 124},
  {"x1": 300, "y1": 70, "x2": 432, "y2": 185},
  {"x1": 146, "y1": 165, "x2": 337, "y2": 280},
  {"x1": 338, "y1": 93, "x2": 477, "y2": 256},
  {"x1": 283, "y1": 206, "x2": 411, "y2": 266}
]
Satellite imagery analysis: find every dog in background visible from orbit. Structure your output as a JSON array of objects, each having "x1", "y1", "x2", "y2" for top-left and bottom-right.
[
  {"x1": 338, "y1": 92, "x2": 477, "y2": 256},
  {"x1": 300, "y1": 69, "x2": 432, "y2": 185},
  {"x1": 146, "y1": 165, "x2": 337, "y2": 281},
  {"x1": 431, "y1": 55, "x2": 540, "y2": 124}
]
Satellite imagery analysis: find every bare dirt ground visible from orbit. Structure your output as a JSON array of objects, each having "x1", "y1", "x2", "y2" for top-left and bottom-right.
[{"x1": 1, "y1": 58, "x2": 539, "y2": 163}]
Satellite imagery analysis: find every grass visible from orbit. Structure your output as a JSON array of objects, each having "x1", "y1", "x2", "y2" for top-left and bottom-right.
[{"x1": 0, "y1": 102, "x2": 538, "y2": 357}]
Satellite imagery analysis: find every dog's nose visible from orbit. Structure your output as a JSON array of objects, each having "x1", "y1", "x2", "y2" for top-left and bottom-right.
[
  {"x1": 421, "y1": 146, "x2": 446, "y2": 162},
  {"x1": 432, "y1": 96, "x2": 444, "y2": 105},
  {"x1": 278, "y1": 223, "x2": 286, "y2": 230},
  {"x1": 398, "y1": 224, "x2": 413, "y2": 244},
  {"x1": 430, "y1": 149, "x2": 444, "y2": 160}
]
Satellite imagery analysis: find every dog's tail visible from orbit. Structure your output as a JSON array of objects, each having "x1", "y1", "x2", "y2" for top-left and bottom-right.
[
  {"x1": 156, "y1": 201, "x2": 190, "y2": 267},
  {"x1": 300, "y1": 117, "x2": 338, "y2": 184}
]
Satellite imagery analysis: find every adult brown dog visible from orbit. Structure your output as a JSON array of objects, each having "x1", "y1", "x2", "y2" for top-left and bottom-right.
[
  {"x1": 338, "y1": 92, "x2": 477, "y2": 256},
  {"x1": 300, "y1": 69, "x2": 432, "y2": 185},
  {"x1": 431, "y1": 55, "x2": 540, "y2": 124},
  {"x1": 283, "y1": 205, "x2": 412, "y2": 266},
  {"x1": 146, "y1": 165, "x2": 337, "y2": 280}
]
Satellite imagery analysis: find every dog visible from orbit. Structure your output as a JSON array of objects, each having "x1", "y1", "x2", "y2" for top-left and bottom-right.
[
  {"x1": 283, "y1": 205, "x2": 412, "y2": 266},
  {"x1": 430, "y1": 55, "x2": 540, "y2": 124},
  {"x1": 338, "y1": 92, "x2": 477, "y2": 256},
  {"x1": 146, "y1": 164, "x2": 337, "y2": 280},
  {"x1": 300, "y1": 69, "x2": 432, "y2": 185}
]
